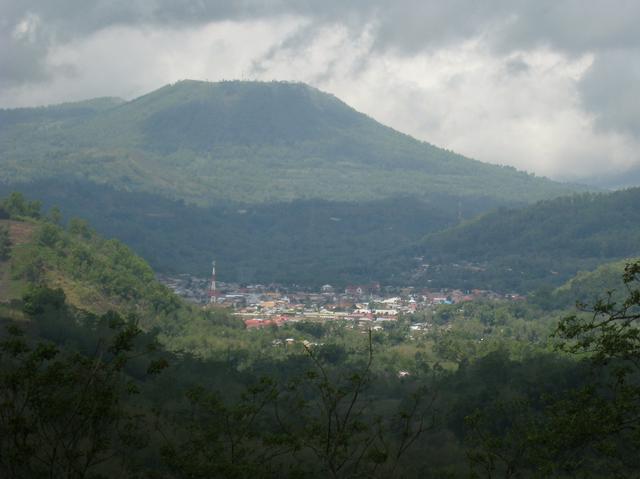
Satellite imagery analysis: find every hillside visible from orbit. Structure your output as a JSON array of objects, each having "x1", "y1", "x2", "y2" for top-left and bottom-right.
[
  {"x1": 404, "y1": 188, "x2": 640, "y2": 292},
  {"x1": 0, "y1": 80, "x2": 584, "y2": 205},
  {"x1": 0, "y1": 180, "x2": 515, "y2": 282},
  {"x1": 1, "y1": 194, "x2": 638, "y2": 478},
  {"x1": 0, "y1": 80, "x2": 593, "y2": 283},
  {"x1": 0, "y1": 216, "x2": 179, "y2": 321}
]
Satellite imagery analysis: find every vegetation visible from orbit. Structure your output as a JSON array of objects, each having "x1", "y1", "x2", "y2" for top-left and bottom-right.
[
  {"x1": 0, "y1": 80, "x2": 585, "y2": 206},
  {"x1": 0, "y1": 179, "x2": 508, "y2": 282},
  {"x1": 2, "y1": 194, "x2": 640, "y2": 477},
  {"x1": 0, "y1": 224, "x2": 10, "y2": 260},
  {"x1": 0, "y1": 310, "x2": 165, "y2": 478},
  {"x1": 406, "y1": 188, "x2": 640, "y2": 292},
  {"x1": 0, "y1": 81, "x2": 598, "y2": 287}
]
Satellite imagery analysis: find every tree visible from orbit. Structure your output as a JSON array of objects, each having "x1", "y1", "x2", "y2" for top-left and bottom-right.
[
  {"x1": 548, "y1": 260, "x2": 640, "y2": 475},
  {"x1": 0, "y1": 225, "x2": 11, "y2": 261},
  {"x1": 0, "y1": 288, "x2": 168, "y2": 478},
  {"x1": 37, "y1": 223, "x2": 62, "y2": 248},
  {"x1": 161, "y1": 332, "x2": 436, "y2": 479},
  {"x1": 1, "y1": 192, "x2": 41, "y2": 219},
  {"x1": 276, "y1": 332, "x2": 436, "y2": 478},
  {"x1": 159, "y1": 378, "x2": 290, "y2": 479},
  {"x1": 49, "y1": 206, "x2": 62, "y2": 225},
  {"x1": 68, "y1": 217, "x2": 92, "y2": 239}
]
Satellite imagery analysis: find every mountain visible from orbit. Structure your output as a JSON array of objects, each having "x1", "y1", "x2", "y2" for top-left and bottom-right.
[
  {"x1": 0, "y1": 80, "x2": 585, "y2": 205},
  {"x1": 403, "y1": 188, "x2": 640, "y2": 292},
  {"x1": 0, "y1": 80, "x2": 595, "y2": 285}
]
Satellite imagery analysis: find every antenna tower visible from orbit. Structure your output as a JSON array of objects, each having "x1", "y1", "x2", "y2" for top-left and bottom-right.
[{"x1": 208, "y1": 260, "x2": 218, "y2": 304}]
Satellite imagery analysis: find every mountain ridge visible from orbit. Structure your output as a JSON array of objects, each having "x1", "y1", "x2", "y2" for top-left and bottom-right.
[{"x1": 0, "y1": 79, "x2": 589, "y2": 205}]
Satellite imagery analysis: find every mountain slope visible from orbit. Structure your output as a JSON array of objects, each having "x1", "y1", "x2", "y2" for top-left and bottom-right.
[
  {"x1": 405, "y1": 188, "x2": 640, "y2": 291},
  {"x1": 0, "y1": 80, "x2": 585, "y2": 205},
  {"x1": 0, "y1": 180, "x2": 513, "y2": 283},
  {"x1": 0, "y1": 216, "x2": 178, "y2": 320}
]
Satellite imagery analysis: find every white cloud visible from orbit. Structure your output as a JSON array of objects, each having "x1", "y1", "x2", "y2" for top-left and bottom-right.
[
  {"x1": 248, "y1": 28, "x2": 640, "y2": 181},
  {"x1": 1, "y1": 17, "x2": 305, "y2": 106}
]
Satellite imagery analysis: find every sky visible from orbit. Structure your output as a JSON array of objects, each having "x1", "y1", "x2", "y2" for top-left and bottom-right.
[{"x1": 1, "y1": 1, "x2": 639, "y2": 184}]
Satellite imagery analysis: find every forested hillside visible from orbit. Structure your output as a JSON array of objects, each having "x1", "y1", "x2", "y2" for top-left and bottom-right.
[
  {"x1": 0, "y1": 180, "x2": 508, "y2": 282},
  {"x1": 0, "y1": 193, "x2": 238, "y2": 336},
  {"x1": 0, "y1": 80, "x2": 594, "y2": 285},
  {"x1": 405, "y1": 188, "x2": 640, "y2": 291},
  {"x1": 0, "y1": 80, "x2": 584, "y2": 205}
]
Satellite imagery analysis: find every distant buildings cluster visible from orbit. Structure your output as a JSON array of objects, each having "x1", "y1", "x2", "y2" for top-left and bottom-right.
[{"x1": 158, "y1": 274, "x2": 525, "y2": 330}]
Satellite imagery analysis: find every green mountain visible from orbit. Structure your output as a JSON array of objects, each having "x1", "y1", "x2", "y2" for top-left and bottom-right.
[
  {"x1": 0, "y1": 80, "x2": 583, "y2": 205},
  {"x1": 404, "y1": 188, "x2": 640, "y2": 292},
  {"x1": 0, "y1": 80, "x2": 597, "y2": 285}
]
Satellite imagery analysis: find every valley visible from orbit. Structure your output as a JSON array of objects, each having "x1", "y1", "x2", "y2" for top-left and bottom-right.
[{"x1": 0, "y1": 81, "x2": 638, "y2": 478}]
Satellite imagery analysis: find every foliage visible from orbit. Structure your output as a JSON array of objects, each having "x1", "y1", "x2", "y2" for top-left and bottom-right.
[
  {"x1": 0, "y1": 195, "x2": 244, "y2": 357},
  {"x1": 4, "y1": 192, "x2": 640, "y2": 477},
  {"x1": 7, "y1": 209, "x2": 173, "y2": 320},
  {"x1": 161, "y1": 332, "x2": 436, "y2": 479},
  {"x1": 0, "y1": 224, "x2": 11, "y2": 260},
  {"x1": 0, "y1": 180, "x2": 503, "y2": 283},
  {"x1": 462, "y1": 261, "x2": 640, "y2": 477},
  {"x1": 548, "y1": 261, "x2": 640, "y2": 474},
  {"x1": 160, "y1": 378, "x2": 290, "y2": 479},
  {"x1": 0, "y1": 294, "x2": 166, "y2": 479},
  {"x1": 409, "y1": 188, "x2": 640, "y2": 292},
  {"x1": 281, "y1": 334, "x2": 435, "y2": 478},
  {"x1": 1, "y1": 192, "x2": 41, "y2": 219}
]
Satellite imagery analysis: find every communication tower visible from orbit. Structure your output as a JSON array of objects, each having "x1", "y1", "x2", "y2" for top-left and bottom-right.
[{"x1": 208, "y1": 260, "x2": 218, "y2": 304}]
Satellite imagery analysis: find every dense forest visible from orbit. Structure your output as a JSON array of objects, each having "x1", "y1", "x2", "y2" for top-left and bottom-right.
[
  {"x1": 2, "y1": 194, "x2": 640, "y2": 478},
  {"x1": 2, "y1": 181, "x2": 638, "y2": 291},
  {"x1": 397, "y1": 188, "x2": 640, "y2": 292},
  {"x1": 0, "y1": 180, "x2": 508, "y2": 283}
]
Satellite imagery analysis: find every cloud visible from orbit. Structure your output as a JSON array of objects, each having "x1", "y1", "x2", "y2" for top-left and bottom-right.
[{"x1": 579, "y1": 48, "x2": 640, "y2": 139}]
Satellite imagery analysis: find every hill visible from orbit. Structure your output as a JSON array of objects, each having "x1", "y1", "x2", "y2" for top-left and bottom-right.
[
  {"x1": 0, "y1": 80, "x2": 584, "y2": 205},
  {"x1": 403, "y1": 188, "x2": 640, "y2": 292},
  {"x1": 0, "y1": 216, "x2": 180, "y2": 322},
  {"x1": 0, "y1": 80, "x2": 593, "y2": 284}
]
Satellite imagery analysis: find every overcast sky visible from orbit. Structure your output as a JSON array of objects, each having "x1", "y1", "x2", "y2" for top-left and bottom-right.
[{"x1": 2, "y1": 1, "x2": 639, "y2": 183}]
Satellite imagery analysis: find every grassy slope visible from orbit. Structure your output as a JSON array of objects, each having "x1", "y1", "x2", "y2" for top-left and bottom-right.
[
  {"x1": 0, "y1": 218, "x2": 172, "y2": 317},
  {"x1": 0, "y1": 80, "x2": 586, "y2": 205}
]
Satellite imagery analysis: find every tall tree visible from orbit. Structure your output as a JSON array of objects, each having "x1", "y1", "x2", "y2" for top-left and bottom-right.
[{"x1": 0, "y1": 225, "x2": 11, "y2": 261}]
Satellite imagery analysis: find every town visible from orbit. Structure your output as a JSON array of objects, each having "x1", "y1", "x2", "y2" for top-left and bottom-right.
[{"x1": 157, "y1": 273, "x2": 525, "y2": 330}]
